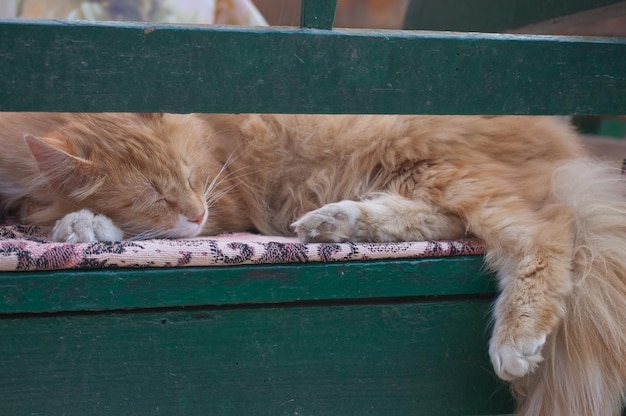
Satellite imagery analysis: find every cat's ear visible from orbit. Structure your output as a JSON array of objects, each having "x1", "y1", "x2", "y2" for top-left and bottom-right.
[{"x1": 24, "y1": 134, "x2": 102, "y2": 197}]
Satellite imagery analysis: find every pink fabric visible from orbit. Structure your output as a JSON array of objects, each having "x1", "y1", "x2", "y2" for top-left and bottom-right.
[{"x1": 0, "y1": 225, "x2": 484, "y2": 271}]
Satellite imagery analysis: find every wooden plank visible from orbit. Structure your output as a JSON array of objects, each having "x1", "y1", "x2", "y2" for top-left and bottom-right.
[
  {"x1": 0, "y1": 257, "x2": 495, "y2": 314},
  {"x1": 0, "y1": 301, "x2": 515, "y2": 415},
  {"x1": 0, "y1": 20, "x2": 624, "y2": 115},
  {"x1": 403, "y1": 0, "x2": 626, "y2": 32},
  {"x1": 300, "y1": 0, "x2": 337, "y2": 29}
]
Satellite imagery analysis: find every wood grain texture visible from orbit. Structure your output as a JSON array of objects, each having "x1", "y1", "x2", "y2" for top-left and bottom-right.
[
  {"x1": 0, "y1": 257, "x2": 494, "y2": 314},
  {"x1": 0, "y1": 301, "x2": 514, "y2": 415},
  {"x1": 0, "y1": 20, "x2": 624, "y2": 114}
]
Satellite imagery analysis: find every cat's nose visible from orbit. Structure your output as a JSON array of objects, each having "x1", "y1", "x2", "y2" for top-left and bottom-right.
[{"x1": 188, "y1": 210, "x2": 206, "y2": 225}]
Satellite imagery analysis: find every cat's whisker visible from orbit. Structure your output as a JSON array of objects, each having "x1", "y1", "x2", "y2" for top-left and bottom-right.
[
  {"x1": 206, "y1": 168, "x2": 254, "y2": 193},
  {"x1": 204, "y1": 168, "x2": 246, "y2": 200},
  {"x1": 203, "y1": 167, "x2": 262, "y2": 205},
  {"x1": 205, "y1": 179, "x2": 254, "y2": 207},
  {"x1": 203, "y1": 155, "x2": 239, "y2": 199},
  {"x1": 202, "y1": 149, "x2": 250, "y2": 196},
  {"x1": 127, "y1": 229, "x2": 164, "y2": 241},
  {"x1": 205, "y1": 191, "x2": 237, "y2": 211}
]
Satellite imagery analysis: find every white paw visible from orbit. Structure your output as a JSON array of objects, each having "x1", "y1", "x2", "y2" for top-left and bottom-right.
[
  {"x1": 291, "y1": 201, "x2": 361, "y2": 243},
  {"x1": 51, "y1": 209, "x2": 124, "y2": 243},
  {"x1": 489, "y1": 334, "x2": 545, "y2": 380}
]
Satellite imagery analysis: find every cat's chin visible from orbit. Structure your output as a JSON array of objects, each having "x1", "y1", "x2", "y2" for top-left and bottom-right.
[{"x1": 166, "y1": 212, "x2": 207, "y2": 239}]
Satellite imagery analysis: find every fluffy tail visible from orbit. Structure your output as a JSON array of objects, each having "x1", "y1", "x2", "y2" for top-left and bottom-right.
[{"x1": 514, "y1": 159, "x2": 626, "y2": 416}]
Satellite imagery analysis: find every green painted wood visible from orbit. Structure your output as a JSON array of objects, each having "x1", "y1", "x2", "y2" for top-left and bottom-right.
[
  {"x1": 403, "y1": 0, "x2": 626, "y2": 32},
  {"x1": 0, "y1": 257, "x2": 495, "y2": 314},
  {"x1": 300, "y1": 0, "x2": 337, "y2": 29},
  {"x1": 1, "y1": 20, "x2": 625, "y2": 115},
  {"x1": 0, "y1": 301, "x2": 514, "y2": 415}
]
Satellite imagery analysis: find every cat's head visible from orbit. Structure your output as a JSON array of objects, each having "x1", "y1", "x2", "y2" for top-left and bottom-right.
[{"x1": 25, "y1": 113, "x2": 212, "y2": 239}]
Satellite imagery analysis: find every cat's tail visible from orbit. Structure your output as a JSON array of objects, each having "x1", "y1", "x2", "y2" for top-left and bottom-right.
[{"x1": 514, "y1": 158, "x2": 626, "y2": 416}]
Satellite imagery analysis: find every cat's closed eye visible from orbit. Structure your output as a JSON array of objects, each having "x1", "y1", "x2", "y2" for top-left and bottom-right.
[{"x1": 187, "y1": 171, "x2": 205, "y2": 192}]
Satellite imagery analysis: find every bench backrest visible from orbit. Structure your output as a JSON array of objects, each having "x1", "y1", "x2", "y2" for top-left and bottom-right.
[{"x1": 0, "y1": 0, "x2": 624, "y2": 115}]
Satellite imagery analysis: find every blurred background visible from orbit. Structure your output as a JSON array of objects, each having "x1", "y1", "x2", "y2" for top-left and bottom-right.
[{"x1": 5, "y1": 0, "x2": 623, "y2": 34}]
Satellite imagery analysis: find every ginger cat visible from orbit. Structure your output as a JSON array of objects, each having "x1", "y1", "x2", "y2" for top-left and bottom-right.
[
  {"x1": 0, "y1": 112, "x2": 210, "y2": 241},
  {"x1": 198, "y1": 113, "x2": 626, "y2": 416},
  {"x1": 1, "y1": 112, "x2": 626, "y2": 415}
]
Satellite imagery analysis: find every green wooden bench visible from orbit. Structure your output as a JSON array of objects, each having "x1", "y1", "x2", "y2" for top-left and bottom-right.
[{"x1": 0, "y1": 1, "x2": 625, "y2": 414}]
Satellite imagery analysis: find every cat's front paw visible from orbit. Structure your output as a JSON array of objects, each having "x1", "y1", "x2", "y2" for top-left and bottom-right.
[
  {"x1": 489, "y1": 327, "x2": 546, "y2": 380},
  {"x1": 51, "y1": 209, "x2": 124, "y2": 243},
  {"x1": 291, "y1": 201, "x2": 361, "y2": 243}
]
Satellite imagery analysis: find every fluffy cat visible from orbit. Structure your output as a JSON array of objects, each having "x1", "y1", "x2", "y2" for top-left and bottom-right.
[
  {"x1": 196, "y1": 113, "x2": 626, "y2": 416},
  {"x1": 2, "y1": 112, "x2": 626, "y2": 415},
  {"x1": 0, "y1": 112, "x2": 211, "y2": 241}
]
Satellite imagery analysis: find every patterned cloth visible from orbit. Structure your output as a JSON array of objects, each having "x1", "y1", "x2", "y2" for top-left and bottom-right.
[{"x1": 0, "y1": 225, "x2": 484, "y2": 271}]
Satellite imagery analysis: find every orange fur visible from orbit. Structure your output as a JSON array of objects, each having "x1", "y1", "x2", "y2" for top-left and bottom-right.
[
  {"x1": 2, "y1": 112, "x2": 625, "y2": 414},
  {"x1": 198, "y1": 114, "x2": 626, "y2": 415},
  {"x1": 0, "y1": 112, "x2": 211, "y2": 239}
]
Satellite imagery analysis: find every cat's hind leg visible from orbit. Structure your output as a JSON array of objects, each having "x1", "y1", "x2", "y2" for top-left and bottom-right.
[{"x1": 291, "y1": 193, "x2": 466, "y2": 243}]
